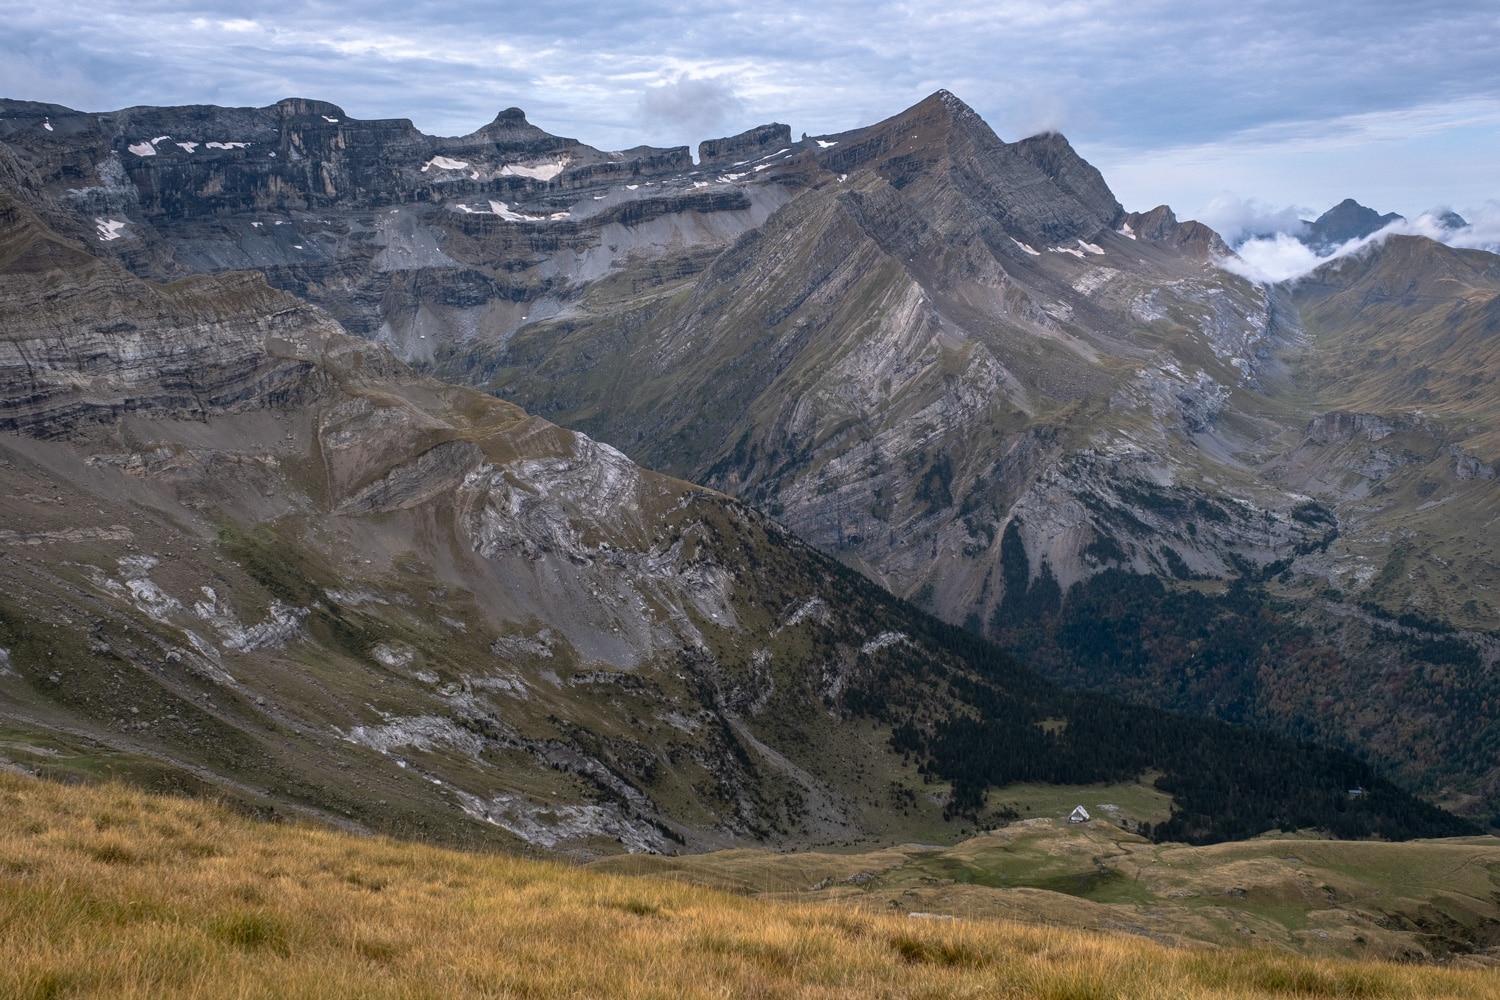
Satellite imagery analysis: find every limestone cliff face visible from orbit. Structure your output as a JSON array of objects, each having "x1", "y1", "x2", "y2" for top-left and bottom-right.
[
  {"x1": 0, "y1": 96, "x2": 784, "y2": 365},
  {"x1": 698, "y1": 123, "x2": 792, "y2": 168},
  {"x1": 12, "y1": 88, "x2": 1494, "y2": 642},
  {"x1": 0, "y1": 199, "x2": 328, "y2": 437},
  {"x1": 442, "y1": 94, "x2": 1500, "y2": 827}
]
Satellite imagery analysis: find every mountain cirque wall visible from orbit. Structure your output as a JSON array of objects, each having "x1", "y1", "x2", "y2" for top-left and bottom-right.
[
  {"x1": 8, "y1": 88, "x2": 1500, "y2": 825},
  {"x1": 432, "y1": 93, "x2": 1500, "y2": 816},
  {"x1": 0, "y1": 96, "x2": 792, "y2": 365},
  {"x1": 0, "y1": 132, "x2": 1476, "y2": 853},
  {"x1": 464, "y1": 89, "x2": 1314, "y2": 620}
]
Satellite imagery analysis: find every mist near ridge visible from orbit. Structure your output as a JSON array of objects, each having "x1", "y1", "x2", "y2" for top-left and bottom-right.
[{"x1": 1202, "y1": 193, "x2": 1500, "y2": 284}]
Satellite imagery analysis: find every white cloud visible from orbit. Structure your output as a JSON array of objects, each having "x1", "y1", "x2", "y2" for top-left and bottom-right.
[
  {"x1": 1428, "y1": 202, "x2": 1500, "y2": 253},
  {"x1": 639, "y1": 73, "x2": 745, "y2": 141},
  {"x1": 1196, "y1": 193, "x2": 1310, "y2": 244},
  {"x1": 1215, "y1": 203, "x2": 1500, "y2": 286},
  {"x1": 1004, "y1": 87, "x2": 1073, "y2": 140},
  {"x1": 1215, "y1": 233, "x2": 1329, "y2": 284}
]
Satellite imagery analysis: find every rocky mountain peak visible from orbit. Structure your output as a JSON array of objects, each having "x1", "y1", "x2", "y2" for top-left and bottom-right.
[
  {"x1": 275, "y1": 97, "x2": 350, "y2": 121},
  {"x1": 470, "y1": 106, "x2": 546, "y2": 137},
  {"x1": 1433, "y1": 209, "x2": 1470, "y2": 230},
  {"x1": 859, "y1": 88, "x2": 974, "y2": 146},
  {"x1": 1298, "y1": 197, "x2": 1404, "y2": 252},
  {"x1": 1125, "y1": 204, "x2": 1228, "y2": 257},
  {"x1": 459, "y1": 106, "x2": 574, "y2": 152},
  {"x1": 813, "y1": 91, "x2": 1120, "y2": 243},
  {"x1": 697, "y1": 122, "x2": 792, "y2": 167},
  {"x1": 1008, "y1": 130, "x2": 1122, "y2": 232},
  {"x1": 933, "y1": 88, "x2": 977, "y2": 118}
]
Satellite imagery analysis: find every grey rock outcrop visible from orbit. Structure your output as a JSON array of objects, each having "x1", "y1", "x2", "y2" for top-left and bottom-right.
[
  {"x1": 698, "y1": 123, "x2": 792, "y2": 167},
  {"x1": 0, "y1": 95, "x2": 784, "y2": 366}
]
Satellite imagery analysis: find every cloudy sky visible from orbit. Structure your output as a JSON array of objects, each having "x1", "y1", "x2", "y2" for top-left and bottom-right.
[{"x1": 5, "y1": 0, "x2": 1498, "y2": 225}]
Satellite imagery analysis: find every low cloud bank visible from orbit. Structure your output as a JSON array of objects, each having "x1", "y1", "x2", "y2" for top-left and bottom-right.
[
  {"x1": 1209, "y1": 199, "x2": 1500, "y2": 285},
  {"x1": 1197, "y1": 194, "x2": 1311, "y2": 245}
]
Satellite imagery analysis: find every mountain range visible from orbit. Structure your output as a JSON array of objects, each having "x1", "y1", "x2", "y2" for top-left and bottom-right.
[
  {"x1": 1292, "y1": 198, "x2": 1467, "y2": 253},
  {"x1": 1, "y1": 89, "x2": 1497, "y2": 848}
]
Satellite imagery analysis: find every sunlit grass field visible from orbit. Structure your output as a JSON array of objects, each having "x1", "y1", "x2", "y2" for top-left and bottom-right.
[{"x1": 2, "y1": 772, "x2": 1498, "y2": 999}]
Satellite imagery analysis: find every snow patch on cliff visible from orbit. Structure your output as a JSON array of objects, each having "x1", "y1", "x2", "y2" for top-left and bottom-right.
[
  {"x1": 94, "y1": 218, "x2": 127, "y2": 241},
  {"x1": 500, "y1": 157, "x2": 568, "y2": 181},
  {"x1": 422, "y1": 155, "x2": 471, "y2": 173}
]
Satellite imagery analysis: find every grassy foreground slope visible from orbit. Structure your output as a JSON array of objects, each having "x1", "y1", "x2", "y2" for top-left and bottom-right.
[{"x1": 4, "y1": 773, "x2": 1500, "y2": 999}]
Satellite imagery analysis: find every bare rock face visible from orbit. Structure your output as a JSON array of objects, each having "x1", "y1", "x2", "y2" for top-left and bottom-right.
[
  {"x1": 0, "y1": 153, "x2": 330, "y2": 437},
  {"x1": 698, "y1": 123, "x2": 792, "y2": 168},
  {"x1": 815, "y1": 90, "x2": 1121, "y2": 245},
  {"x1": 1121, "y1": 205, "x2": 1229, "y2": 258},
  {"x1": 428, "y1": 91, "x2": 1500, "y2": 823},
  {"x1": 0, "y1": 95, "x2": 776, "y2": 366},
  {"x1": 1298, "y1": 198, "x2": 1403, "y2": 252},
  {"x1": 469, "y1": 87, "x2": 1283, "y2": 637}
]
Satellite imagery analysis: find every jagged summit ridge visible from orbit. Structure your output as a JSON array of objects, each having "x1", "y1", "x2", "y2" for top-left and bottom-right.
[
  {"x1": 1288, "y1": 197, "x2": 1469, "y2": 255},
  {"x1": 1298, "y1": 197, "x2": 1404, "y2": 252},
  {"x1": 808, "y1": 89, "x2": 1121, "y2": 245}
]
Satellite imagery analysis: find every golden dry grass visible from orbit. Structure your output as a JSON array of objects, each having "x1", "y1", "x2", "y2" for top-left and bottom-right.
[{"x1": 2, "y1": 772, "x2": 1498, "y2": 999}]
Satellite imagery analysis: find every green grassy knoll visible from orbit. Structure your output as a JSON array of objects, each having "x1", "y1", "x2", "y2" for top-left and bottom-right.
[{"x1": 594, "y1": 811, "x2": 1500, "y2": 964}]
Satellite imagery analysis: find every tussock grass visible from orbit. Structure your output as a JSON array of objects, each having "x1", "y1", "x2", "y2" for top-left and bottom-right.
[{"x1": 1, "y1": 774, "x2": 1496, "y2": 999}]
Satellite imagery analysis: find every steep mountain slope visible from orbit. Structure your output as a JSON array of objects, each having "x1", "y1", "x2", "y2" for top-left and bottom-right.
[
  {"x1": 959, "y1": 236, "x2": 1500, "y2": 817},
  {"x1": 462, "y1": 91, "x2": 1315, "y2": 633},
  {"x1": 439, "y1": 96, "x2": 1500, "y2": 818},
  {"x1": 445, "y1": 98, "x2": 1500, "y2": 817},
  {"x1": 0, "y1": 145, "x2": 908, "y2": 853},
  {"x1": 1271, "y1": 236, "x2": 1500, "y2": 614},
  {"x1": 6, "y1": 90, "x2": 1312, "y2": 638},
  {"x1": 0, "y1": 142, "x2": 1471, "y2": 852}
]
